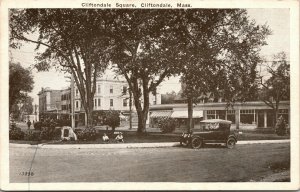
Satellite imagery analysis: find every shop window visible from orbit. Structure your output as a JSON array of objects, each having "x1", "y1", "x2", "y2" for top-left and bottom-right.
[{"x1": 227, "y1": 110, "x2": 235, "y2": 114}]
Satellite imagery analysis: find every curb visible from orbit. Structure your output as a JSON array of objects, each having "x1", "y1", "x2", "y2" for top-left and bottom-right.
[
  {"x1": 9, "y1": 140, "x2": 289, "y2": 149},
  {"x1": 237, "y1": 140, "x2": 290, "y2": 145}
]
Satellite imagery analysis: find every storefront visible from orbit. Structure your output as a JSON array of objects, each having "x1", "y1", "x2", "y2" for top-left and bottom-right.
[{"x1": 149, "y1": 101, "x2": 290, "y2": 130}]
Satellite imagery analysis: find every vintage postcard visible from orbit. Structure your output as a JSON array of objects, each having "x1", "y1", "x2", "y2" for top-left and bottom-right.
[{"x1": 0, "y1": 0, "x2": 299, "y2": 190}]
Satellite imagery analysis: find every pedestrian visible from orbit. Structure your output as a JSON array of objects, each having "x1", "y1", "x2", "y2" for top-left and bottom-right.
[
  {"x1": 115, "y1": 132, "x2": 124, "y2": 143},
  {"x1": 27, "y1": 120, "x2": 31, "y2": 129},
  {"x1": 102, "y1": 133, "x2": 110, "y2": 143}
]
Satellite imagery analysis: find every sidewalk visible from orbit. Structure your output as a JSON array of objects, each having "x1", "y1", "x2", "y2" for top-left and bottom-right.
[{"x1": 10, "y1": 139, "x2": 290, "y2": 149}]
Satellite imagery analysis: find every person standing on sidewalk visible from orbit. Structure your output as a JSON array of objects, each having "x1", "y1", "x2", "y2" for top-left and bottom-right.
[{"x1": 27, "y1": 120, "x2": 31, "y2": 129}]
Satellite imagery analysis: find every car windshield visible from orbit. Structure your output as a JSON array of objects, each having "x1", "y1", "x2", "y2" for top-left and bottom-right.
[{"x1": 201, "y1": 123, "x2": 219, "y2": 130}]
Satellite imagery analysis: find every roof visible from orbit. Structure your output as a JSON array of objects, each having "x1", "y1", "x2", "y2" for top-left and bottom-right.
[
  {"x1": 171, "y1": 110, "x2": 203, "y2": 118},
  {"x1": 200, "y1": 119, "x2": 232, "y2": 124},
  {"x1": 150, "y1": 111, "x2": 172, "y2": 118}
]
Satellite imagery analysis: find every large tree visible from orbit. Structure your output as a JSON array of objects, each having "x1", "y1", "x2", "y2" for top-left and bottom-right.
[
  {"x1": 107, "y1": 10, "x2": 183, "y2": 134},
  {"x1": 9, "y1": 61, "x2": 34, "y2": 114},
  {"x1": 176, "y1": 9, "x2": 271, "y2": 132},
  {"x1": 258, "y1": 52, "x2": 290, "y2": 126},
  {"x1": 10, "y1": 9, "x2": 111, "y2": 127}
]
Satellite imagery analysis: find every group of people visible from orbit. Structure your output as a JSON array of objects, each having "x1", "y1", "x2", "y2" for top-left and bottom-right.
[{"x1": 102, "y1": 132, "x2": 124, "y2": 143}]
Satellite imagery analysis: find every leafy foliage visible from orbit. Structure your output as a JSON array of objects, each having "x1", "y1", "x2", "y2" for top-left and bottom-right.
[
  {"x1": 174, "y1": 10, "x2": 271, "y2": 131},
  {"x1": 258, "y1": 52, "x2": 290, "y2": 113},
  {"x1": 77, "y1": 128, "x2": 97, "y2": 141},
  {"x1": 158, "y1": 118, "x2": 178, "y2": 133},
  {"x1": 9, "y1": 124, "x2": 24, "y2": 140},
  {"x1": 104, "y1": 110, "x2": 120, "y2": 133},
  {"x1": 161, "y1": 91, "x2": 178, "y2": 104},
  {"x1": 179, "y1": 9, "x2": 271, "y2": 103},
  {"x1": 33, "y1": 121, "x2": 43, "y2": 130},
  {"x1": 9, "y1": 61, "x2": 34, "y2": 114},
  {"x1": 274, "y1": 116, "x2": 288, "y2": 136},
  {"x1": 24, "y1": 131, "x2": 40, "y2": 141},
  {"x1": 39, "y1": 126, "x2": 60, "y2": 140},
  {"x1": 10, "y1": 9, "x2": 110, "y2": 127}
]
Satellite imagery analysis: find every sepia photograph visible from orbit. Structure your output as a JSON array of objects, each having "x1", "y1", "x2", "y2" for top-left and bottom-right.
[{"x1": 0, "y1": 0, "x2": 299, "y2": 190}]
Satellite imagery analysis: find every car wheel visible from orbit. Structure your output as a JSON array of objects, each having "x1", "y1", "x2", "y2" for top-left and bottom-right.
[
  {"x1": 191, "y1": 137, "x2": 203, "y2": 149},
  {"x1": 226, "y1": 138, "x2": 236, "y2": 149}
]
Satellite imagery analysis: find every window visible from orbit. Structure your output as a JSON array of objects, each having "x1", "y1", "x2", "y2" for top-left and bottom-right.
[
  {"x1": 123, "y1": 99, "x2": 127, "y2": 107},
  {"x1": 98, "y1": 98, "x2": 101, "y2": 106},
  {"x1": 98, "y1": 85, "x2": 101, "y2": 94},
  {"x1": 75, "y1": 89, "x2": 79, "y2": 96},
  {"x1": 76, "y1": 101, "x2": 79, "y2": 109},
  {"x1": 122, "y1": 86, "x2": 127, "y2": 94},
  {"x1": 110, "y1": 85, "x2": 113, "y2": 94},
  {"x1": 110, "y1": 99, "x2": 113, "y2": 107},
  {"x1": 153, "y1": 100, "x2": 156, "y2": 105},
  {"x1": 240, "y1": 109, "x2": 255, "y2": 114},
  {"x1": 240, "y1": 109, "x2": 255, "y2": 124},
  {"x1": 227, "y1": 110, "x2": 235, "y2": 114},
  {"x1": 207, "y1": 110, "x2": 216, "y2": 115},
  {"x1": 207, "y1": 110, "x2": 216, "y2": 119},
  {"x1": 279, "y1": 109, "x2": 288, "y2": 114},
  {"x1": 94, "y1": 99, "x2": 97, "y2": 107}
]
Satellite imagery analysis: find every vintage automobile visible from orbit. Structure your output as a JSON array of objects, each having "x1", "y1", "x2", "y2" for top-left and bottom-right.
[{"x1": 180, "y1": 119, "x2": 238, "y2": 149}]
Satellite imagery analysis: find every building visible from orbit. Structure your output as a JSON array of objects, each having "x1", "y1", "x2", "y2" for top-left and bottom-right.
[
  {"x1": 149, "y1": 101, "x2": 290, "y2": 130},
  {"x1": 38, "y1": 87, "x2": 62, "y2": 120},
  {"x1": 60, "y1": 88, "x2": 71, "y2": 119},
  {"x1": 74, "y1": 77, "x2": 161, "y2": 126}
]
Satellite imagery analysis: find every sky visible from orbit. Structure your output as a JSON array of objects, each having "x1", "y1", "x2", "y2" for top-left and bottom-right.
[{"x1": 10, "y1": 8, "x2": 290, "y2": 105}]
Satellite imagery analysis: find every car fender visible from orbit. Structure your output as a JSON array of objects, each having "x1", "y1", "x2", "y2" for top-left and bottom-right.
[
  {"x1": 192, "y1": 135, "x2": 205, "y2": 141},
  {"x1": 227, "y1": 135, "x2": 237, "y2": 142}
]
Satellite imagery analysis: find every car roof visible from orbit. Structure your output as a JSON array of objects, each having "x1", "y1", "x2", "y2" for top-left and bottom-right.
[{"x1": 200, "y1": 119, "x2": 232, "y2": 124}]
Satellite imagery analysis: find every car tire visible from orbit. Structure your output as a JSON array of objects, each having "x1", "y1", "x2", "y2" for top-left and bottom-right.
[
  {"x1": 191, "y1": 137, "x2": 203, "y2": 149},
  {"x1": 226, "y1": 138, "x2": 236, "y2": 149}
]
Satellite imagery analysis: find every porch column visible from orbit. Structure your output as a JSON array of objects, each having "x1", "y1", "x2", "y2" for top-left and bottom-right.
[
  {"x1": 235, "y1": 109, "x2": 240, "y2": 129},
  {"x1": 256, "y1": 112, "x2": 259, "y2": 127},
  {"x1": 264, "y1": 111, "x2": 267, "y2": 128},
  {"x1": 203, "y1": 110, "x2": 207, "y2": 120},
  {"x1": 225, "y1": 111, "x2": 228, "y2": 120},
  {"x1": 288, "y1": 108, "x2": 290, "y2": 127}
]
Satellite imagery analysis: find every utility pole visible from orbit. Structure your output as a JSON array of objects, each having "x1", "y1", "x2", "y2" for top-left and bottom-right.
[
  {"x1": 129, "y1": 89, "x2": 132, "y2": 130},
  {"x1": 71, "y1": 73, "x2": 75, "y2": 129}
]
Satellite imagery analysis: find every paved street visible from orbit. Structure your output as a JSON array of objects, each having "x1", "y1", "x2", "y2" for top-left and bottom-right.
[{"x1": 10, "y1": 143, "x2": 289, "y2": 182}]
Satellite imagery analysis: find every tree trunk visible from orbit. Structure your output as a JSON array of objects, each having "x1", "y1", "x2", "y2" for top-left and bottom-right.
[
  {"x1": 273, "y1": 109, "x2": 279, "y2": 128},
  {"x1": 111, "y1": 126, "x2": 116, "y2": 135},
  {"x1": 187, "y1": 97, "x2": 193, "y2": 133},
  {"x1": 85, "y1": 99, "x2": 94, "y2": 128},
  {"x1": 137, "y1": 111, "x2": 147, "y2": 134}
]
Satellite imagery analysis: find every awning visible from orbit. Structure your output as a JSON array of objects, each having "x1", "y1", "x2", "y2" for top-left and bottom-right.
[
  {"x1": 150, "y1": 111, "x2": 172, "y2": 118},
  {"x1": 171, "y1": 110, "x2": 203, "y2": 118}
]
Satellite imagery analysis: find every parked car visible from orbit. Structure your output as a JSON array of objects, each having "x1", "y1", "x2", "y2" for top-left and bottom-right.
[{"x1": 180, "y1": 119, "x2": 238, "y2": 149}]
